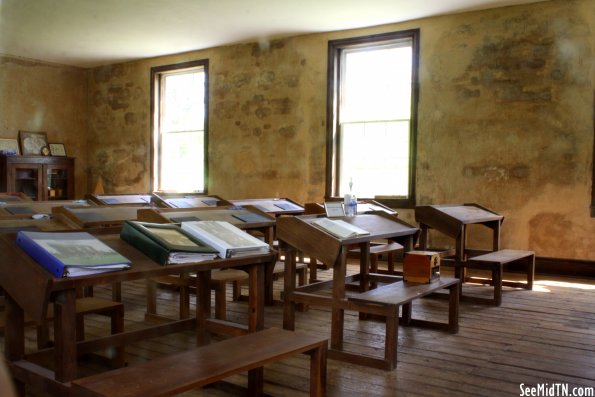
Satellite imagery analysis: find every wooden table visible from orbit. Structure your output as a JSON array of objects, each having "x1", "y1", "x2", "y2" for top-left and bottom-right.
[
  {"x1": 0, "y1": 233, "x2": 276, "y2": 397},
  {"x1": 277, "y1": 213, "x2": 420, "y2": 369}
]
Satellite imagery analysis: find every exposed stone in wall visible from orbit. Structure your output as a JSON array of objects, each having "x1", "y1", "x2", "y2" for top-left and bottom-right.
[
  {"x1": 83, "y1": 0, "x2": 594, "y2": 260},
  {"x1": 87, "y1": 63, "x2": 149, "y2": 193}
]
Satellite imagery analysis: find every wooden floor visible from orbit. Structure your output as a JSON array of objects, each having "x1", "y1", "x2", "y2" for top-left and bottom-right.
[{"x1": 3, "y1": 262, "x2": 595, "y2": 396}]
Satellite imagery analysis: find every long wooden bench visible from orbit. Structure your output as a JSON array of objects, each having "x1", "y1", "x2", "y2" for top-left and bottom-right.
[
  {"x1": 462, "y1": 249, "x2": 535, "y2": 306},
  {"x1": 348, "y1": 277, "x2": 459, "y2": 370},
  {"x1": 70, "y1": 327, "x2": 327, "y2": 397}
]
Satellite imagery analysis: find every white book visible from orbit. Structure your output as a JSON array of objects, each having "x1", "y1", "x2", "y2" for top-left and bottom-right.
[
  {"x1": 310, "y1": 218, "x2": 370, "y2": 239},
  {"x1": 181, "y1": 221, "x2": 270, "y2": 259}
]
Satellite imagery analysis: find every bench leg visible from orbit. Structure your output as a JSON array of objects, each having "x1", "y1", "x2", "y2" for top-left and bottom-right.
[
  {"x1": 384, "y1": 305, "x2": 399, "y2": 371},
  {"x1": 110, "y1": 305, "x2": 125, "y2": 368},
  {"x1": 492, "y1": 265, "x2": 503, "y2": 306},
  {"x1": 247, "y1": 368, "x2": 264, "y2": 397},
  {"x1": 310, "y1": 343, "x2": 328, "y2": 397},
  {"x1": 401, "y1": 303, "x2": 412, "y2": 326},
  {"x1": 448, "y1": 282, "x2": 460, "y2": 333}
]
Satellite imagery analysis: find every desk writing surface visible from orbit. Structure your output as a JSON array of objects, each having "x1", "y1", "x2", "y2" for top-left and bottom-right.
[
  {"x1": 0, "y1": 217, "x2": 76, "y2": 233},
  {"x1": 228, "y1": 198, "x2": 304, "y2": 215},
  {"x1": 52, "y1": 205, "x2": 140, "y2": 228},
  {"x1": 415, "y1": 203, "x2": 503, "y2": 239},
  {"x1": 277, "y1": 214, "x2": 418, "y2": 267},
  {"x1": 152, "y1": 194, "x2": 230, "y2": 209},
  {"x1": 87, "y1": 193, "x2": 152, "y2": 206},
  {"x1": 137, "y1": 206, "x2": 275, "y2": 229},
  {"x1": 0, "y1": 199, "x2": 93, "y2": 218}
]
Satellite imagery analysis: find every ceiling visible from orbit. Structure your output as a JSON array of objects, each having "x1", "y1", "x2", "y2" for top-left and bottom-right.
[{"x1": 0, "y1": 0, "x2": 547, "y2": 68}]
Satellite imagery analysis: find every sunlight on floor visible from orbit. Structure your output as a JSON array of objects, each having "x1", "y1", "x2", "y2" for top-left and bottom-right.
[{"x1": 535, "y1": 279, "x2": 595, "y2": 290}]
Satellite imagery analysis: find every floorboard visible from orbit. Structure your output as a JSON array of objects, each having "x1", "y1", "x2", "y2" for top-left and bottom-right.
[{"x1": 2, "y1": 264, "x2": 594, "y2": 396}]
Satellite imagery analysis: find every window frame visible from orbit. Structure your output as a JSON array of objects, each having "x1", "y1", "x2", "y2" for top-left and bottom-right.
[
  {"x1": 325, "y1": 29, "x2": 420, "y2": 209},
  {"x1": 150, "y1": 59, "x2": 209, "y2": 193}
]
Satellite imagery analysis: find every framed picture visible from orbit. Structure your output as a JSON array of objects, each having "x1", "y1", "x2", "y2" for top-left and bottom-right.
[
  {"x1": 0, "y1": 138, "x2": 20, "y2": 155},
  {"x1": 49, "y1": 143, "x2": 67, "y2": 156},
  {"x1": 18, "y1": 131, "x2": 48, "y2": 156},
  {"x1": 324, "y1": 201, "x2": 345, "y2": 217}
]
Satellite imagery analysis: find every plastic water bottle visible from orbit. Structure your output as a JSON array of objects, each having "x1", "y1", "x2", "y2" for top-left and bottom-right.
[{"x1": 349, "y1": 195, "x2": 357, "y2": 217}]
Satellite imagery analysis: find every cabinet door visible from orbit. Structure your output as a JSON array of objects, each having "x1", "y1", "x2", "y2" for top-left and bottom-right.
[
  {"x1": 45, "y1": 163, "x2": 74, "y2": 200},
  {"x1": 8, "y1": 163, "x2": 43, "y2": 200}
]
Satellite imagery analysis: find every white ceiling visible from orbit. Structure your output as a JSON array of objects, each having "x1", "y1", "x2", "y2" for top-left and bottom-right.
[{"x1": 0, "y1": 0, "x2": 547, "y2": 68}]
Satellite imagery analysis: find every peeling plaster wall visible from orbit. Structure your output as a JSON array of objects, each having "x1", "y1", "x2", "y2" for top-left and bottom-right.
[
  {"x1": 0, "y1": 56, "x2": 88, "y2": 198},
  {"x1": 87, "y1": 0, "x2": 594, "y2": 260}
]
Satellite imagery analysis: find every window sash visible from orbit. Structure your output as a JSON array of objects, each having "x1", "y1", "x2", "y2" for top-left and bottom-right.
[
  {"x1": 326, "y1": 30, "x2": 419, "y2": 208},
  {"x1": 151, "y1": 60, "x2": 209, "y2": 193}
]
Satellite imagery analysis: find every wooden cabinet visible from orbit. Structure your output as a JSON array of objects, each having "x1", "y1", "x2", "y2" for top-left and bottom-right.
[{"x1": 0, "y1": 155, "x2": 75, "y2": 201}]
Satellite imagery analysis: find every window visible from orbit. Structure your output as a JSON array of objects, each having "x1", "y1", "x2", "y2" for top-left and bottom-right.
[
  {"x1": 151, "y1": 60, "x2": 208, "y2": 193},
  {"x1": 326, "y1": 30, "x2": 419, "y2": 208}
]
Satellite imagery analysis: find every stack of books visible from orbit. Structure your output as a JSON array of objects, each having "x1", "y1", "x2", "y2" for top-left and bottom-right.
[{"x1": 16, "y1": 231, "x2": 131, "y2": 277}]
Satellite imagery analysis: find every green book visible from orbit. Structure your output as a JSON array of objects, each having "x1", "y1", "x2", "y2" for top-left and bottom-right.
[{"x1": 120, "y1": 221, "x2": 218, "y2": 265}]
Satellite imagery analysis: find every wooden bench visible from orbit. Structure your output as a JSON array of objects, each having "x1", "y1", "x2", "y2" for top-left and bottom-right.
[
  {"x1": 350, "y1": 242, "x2": 404, "y2": 288},
  {"x1": 348, "y1": 277, "x2": 459, "y2": 370},
  {"x1": 463, "y1": 249, "x2": 535, "y2": 306},
  {"x1": 146, "y1": 269, "x2": 249, "y2": 321},
  {"x1": 0, "y1": 296, "x2": 124, "y2": 366},
  {"x1": 70, "y1": 327, "x2": 328, "y2": 397}
]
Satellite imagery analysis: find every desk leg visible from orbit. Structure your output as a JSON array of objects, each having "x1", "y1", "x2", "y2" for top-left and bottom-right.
[
  {"x1": 247, "y1": 262, "x2": 266, "y2": 396},
  {"x1": 448, "y1": 282, "x2": 460, "y2": 333},
  {"x1": 5, "y1": 293, "x2": 25, "y2": 396},
  {"x1": 331, "y1": 250, "x2": 347, "y2": 351},
  {"x1": 401, "y1": 302, "x2": 412, "y2": 326},
  {"x1": 526, "y1": 255, "x2": 535, "y2": 290},
  {"x1": 283, "y1": 244, "x2": 297, "y2": 331},
  {"x1": 196, "y1": 270, "x2": 211, "y2": 346},
  {"x1": 54, "y1": 289, "x2": 77, "y2": 382}
]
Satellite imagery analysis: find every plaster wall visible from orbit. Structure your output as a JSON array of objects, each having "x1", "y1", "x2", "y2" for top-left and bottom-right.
[
  {"x1": 0, "y1": 56, "x2": 88, "y2": 198},
  {"x1": 87, "y1": 0, "x2": 594, "y2": 260}
]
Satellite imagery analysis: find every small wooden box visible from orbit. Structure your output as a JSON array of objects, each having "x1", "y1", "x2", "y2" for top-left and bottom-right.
[{"x1": 403, "y1": 251, "x2": 440, "y2": 283}]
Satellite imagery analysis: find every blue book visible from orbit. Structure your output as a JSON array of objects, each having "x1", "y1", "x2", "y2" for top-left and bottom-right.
[
  {"x1": 231, "y1": 212, "x2": 270, "y2": 223},
  {"x1": 16, "y1": 231, "x2": 131, "y2": 278}
]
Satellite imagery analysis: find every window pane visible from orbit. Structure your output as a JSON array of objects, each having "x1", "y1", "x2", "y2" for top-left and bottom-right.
[
  {"x1": 159, "y1": 131, "x2": 204, "y2": 192},
  {"x1": 162, "y1": 71, "x2": 205, "y2": 132},
  {"x1": 341, "y1": 45, "x2": 412, "y2": 123},
  {"x1": 339, "y1": 121, "x2": 410, "y2": 197}
]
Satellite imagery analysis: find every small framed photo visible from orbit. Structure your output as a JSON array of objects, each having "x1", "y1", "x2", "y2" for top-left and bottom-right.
[
  {"x1": 18, "y1": 131, "x2": 48, "y2": 156},
  {"x1": 324, "y1": 201, "x2": 345, "y2": 217},
  {"x1": 49, "y1": 143, "x2": 67, "y2": 156},
  {"x1": 0, "y1": 138, "x2": 20, "y2": 155}
]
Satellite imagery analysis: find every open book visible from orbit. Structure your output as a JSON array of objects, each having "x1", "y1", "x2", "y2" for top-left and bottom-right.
[
  {"x1": 16, "y1": 231, "x2": 131, "y2": 277},
  {"x1": 120, "y1": 221, "x2": 218, "y2": 265},
  {"x1": 181, "y1": 221, "x2": 270, "y2": 258},
  {"x1": 310, "y1": 218, "x2": 370, "y2": 239}
]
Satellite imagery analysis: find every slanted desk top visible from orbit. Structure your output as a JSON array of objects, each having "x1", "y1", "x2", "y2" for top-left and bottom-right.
[
  {"x1": 151, "y1": 193, "x2": 231, "y2": 208},
  {"x1": 86, "y1": 193, "x2": 152, "y2": 206},
  {"x1": 52, "y1": 205, "x2": 140, "y2": 229},
  {"x1": 0, "y1": 199, "x2": 93, "y2": 219},
  {"x1": 277, "y1": 213, "x2": 418, "y2": 266},
  {"x1": 138, "y1": 205, "x2": 275, "y2": 229},
  {"x1": 228, "y1": 198, "x2": 304, "y2": 216}
]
